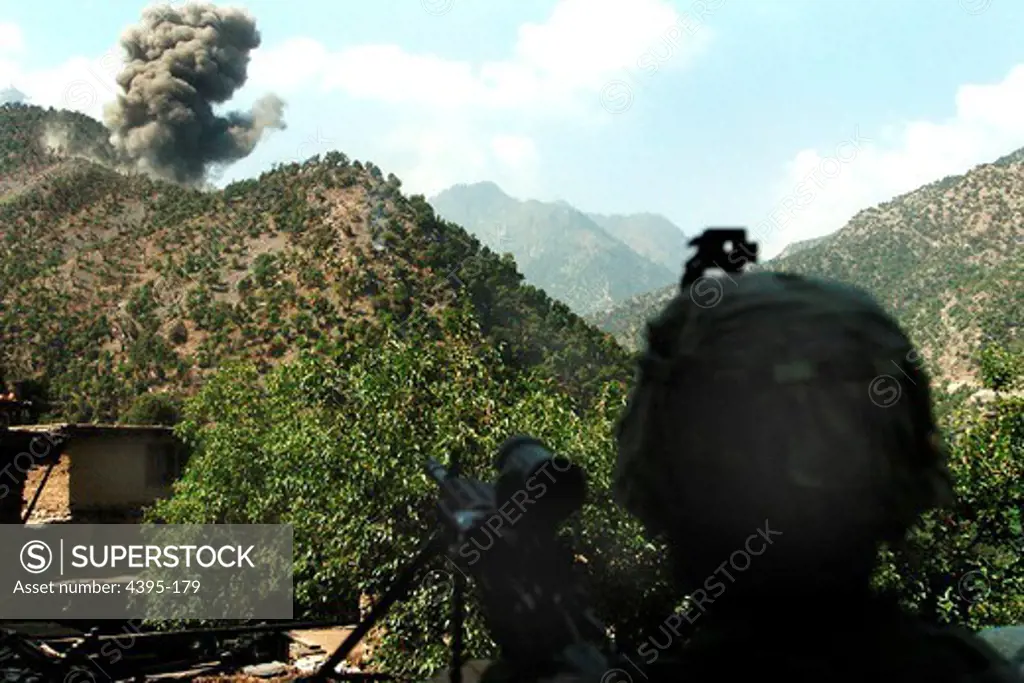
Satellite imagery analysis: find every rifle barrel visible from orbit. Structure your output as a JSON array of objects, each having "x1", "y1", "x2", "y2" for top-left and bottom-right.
[{"x1": 425, "y1": 457, "x2": 448, "y2": 485}]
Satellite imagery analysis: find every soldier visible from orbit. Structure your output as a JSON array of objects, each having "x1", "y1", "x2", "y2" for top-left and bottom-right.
[
  {"x1": 421, "y1": 264, "x2": 1021, "y2": 683},
  {"x1": 606, "y1": 270, "x2": 1023, "y2": 682}
]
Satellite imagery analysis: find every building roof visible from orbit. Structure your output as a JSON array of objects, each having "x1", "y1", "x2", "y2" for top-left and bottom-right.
[
  {"x1": 5, "y1": 423, "x2": 175, "y2": 436},
  {"x1": 0, "y1": 397, "x2": 30, "y2": 409}
]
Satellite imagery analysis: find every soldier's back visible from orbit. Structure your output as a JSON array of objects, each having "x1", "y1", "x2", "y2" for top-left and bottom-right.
[
  {"x1": 673, "y1": 601, "x2": 1023, "y2": 683},
  {"x1": 446, "y1": 606, "x2": 1022, "y2": 683}
]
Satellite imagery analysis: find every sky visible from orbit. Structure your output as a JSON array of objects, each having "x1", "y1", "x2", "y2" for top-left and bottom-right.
[{"x1": 1, "y1": 0, "x2": 1023, "y2": 257}]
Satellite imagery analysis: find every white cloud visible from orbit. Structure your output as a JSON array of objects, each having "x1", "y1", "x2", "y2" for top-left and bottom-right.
[
  {"x1": 380, "y1": 120, "x2": 542, "y2": 198},
  {"x1": 758, "y1": 64, "x2": 1024, "y2": 258},
  {"x1": 244, "y1": 0, "x2": 715, "y2": 194},
  {"x1": 0, "y1": 22, "x2": 23, "y2": 55},
  {"x1": 251, "y1": 0, "x2": 711, "y2": 115},
  {"x1": 490, "y1": 135, "x2": 539, "y2": 169},
  {"x1": 513, "y1": 0, "x2": 680, "y2": 92},
  {"x1": 0, "y1": 42, "x2": 121, "y2": 122},
  {"x1": 245, "y1": 37, "x2": 330, "y2": 96},
  {"x1": 0, "y1": 22, "x2": 25, "y2": 101}
]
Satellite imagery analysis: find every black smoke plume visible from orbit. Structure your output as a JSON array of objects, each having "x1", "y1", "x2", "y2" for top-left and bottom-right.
[{"x1": 104, "y1": 3, "x2": 286, "y2": 185}]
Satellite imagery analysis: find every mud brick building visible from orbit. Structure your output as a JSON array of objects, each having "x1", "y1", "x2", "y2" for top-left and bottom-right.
[{"x1": 0, "y1": 405, "x2": 186, "y2": 524}]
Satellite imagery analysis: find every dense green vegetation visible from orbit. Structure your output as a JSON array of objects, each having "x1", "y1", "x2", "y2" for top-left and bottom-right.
[
  {"x1": 148, "y1": 310, "x2": 672, "y2": 678},
  {"x1": 876, "y1": 349, "x2": 1024, "y2": 630}
]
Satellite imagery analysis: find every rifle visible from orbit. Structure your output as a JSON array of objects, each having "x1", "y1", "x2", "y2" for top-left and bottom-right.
[{"x1": 306, "y1": 435, "x2": 610, "y2": 683}]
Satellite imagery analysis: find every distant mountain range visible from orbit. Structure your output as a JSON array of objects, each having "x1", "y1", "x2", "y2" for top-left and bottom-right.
[{"x1": 429, "y1": 182, "x2": 687, "y2": 316}]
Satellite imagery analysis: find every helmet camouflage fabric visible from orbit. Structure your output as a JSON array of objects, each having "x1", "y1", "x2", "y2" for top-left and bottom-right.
[{"x1": 612, "y1": 271, "x2": 954, "y2": 550}]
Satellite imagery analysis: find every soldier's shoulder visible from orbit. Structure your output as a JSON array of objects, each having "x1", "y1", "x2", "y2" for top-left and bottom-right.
[
  {"x1": 915, "y1": 621, "x2": 1024, "y2": 682},
  {"x1": 978, "y1": 626, "x2": 1024, "y2": 667}
]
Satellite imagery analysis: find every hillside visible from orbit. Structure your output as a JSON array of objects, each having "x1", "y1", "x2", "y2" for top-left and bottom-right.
[
  {"x1": 774, "y1": 234, "x2": 828, "y2": 259},
  {"x1": 585, "y1": 212, "x2": 687, "y2": 272},
  {"x1": 0, "y1": 103, "x2": 631, "y2": 421},
  {"x1": 589, "y1": 153, "x2": 1024, "y2": 388},
  {"x1": 428, "y1": 182, "x2": 678, "y2": 315}
]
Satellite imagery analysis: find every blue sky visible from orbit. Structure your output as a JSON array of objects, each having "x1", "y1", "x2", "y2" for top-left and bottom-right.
[{"x1": 2, "y1": 0, "x2": 1023, "y2": 256}]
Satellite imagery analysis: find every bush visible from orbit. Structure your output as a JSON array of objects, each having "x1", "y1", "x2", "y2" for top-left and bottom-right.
[
  {"x1": 168, "y1": 321, "x2": 188, "y2": 345},
  {"x1": 875, "y1": 346, "x2": 1024, "y2": 628},
  {"x1": 979, "y1": 343, "x2": 1023, "y2": 391},
  {"x1": 121, "y1": 392, "x2": 182, "y2": 426}
]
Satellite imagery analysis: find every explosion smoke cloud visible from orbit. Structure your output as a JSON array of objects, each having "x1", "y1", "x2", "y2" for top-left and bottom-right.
[{"x1": 104, "y1": 2, "x2": 286, "y2": 185}]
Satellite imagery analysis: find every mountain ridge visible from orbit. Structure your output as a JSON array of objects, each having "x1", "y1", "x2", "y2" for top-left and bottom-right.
[
  {"x1": 428, "y1": 181, "x2": 683, "y2": 315},
  {"x1": 585, "y1": 211, "x2": 687, "y2": 273}
]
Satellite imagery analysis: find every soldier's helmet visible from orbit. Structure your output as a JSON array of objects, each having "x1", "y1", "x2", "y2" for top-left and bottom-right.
[{"x1": 612, "y1": 270, "x2": 953, "y2": 587}]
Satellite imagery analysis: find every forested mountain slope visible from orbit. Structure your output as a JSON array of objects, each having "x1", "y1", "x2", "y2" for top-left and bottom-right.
[{"x1": 0, "y1": 103, "x2": 631, "y2": 421}]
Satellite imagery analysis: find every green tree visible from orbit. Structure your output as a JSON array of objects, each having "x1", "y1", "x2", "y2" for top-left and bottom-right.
[
  {"x1": 979, "y1": 343, "x2": 1024, "y2": 391},
  {"x1": 148, "y1": 312, "x2": 663, "y2": 678},
  {"x1": 876, "y1": 346, "x2": 1024, "y2": 628}
]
